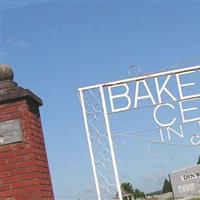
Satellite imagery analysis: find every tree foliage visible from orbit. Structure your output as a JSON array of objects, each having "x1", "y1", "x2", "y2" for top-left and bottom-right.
[
  {"x1": 162, "y1": 179, "x2": 172, "y2": 193},
  {"x1": 197, "y1": 156, "x2": 200, "y2": 165},
  {"x1": 134, "y1": 189, "x2": 141, "y2": 198},
  {"x1": 134, "y1": 189, "x2": 146, "y2": 199},
  {"x1": 121, "y1": 182, "x2": 146, "y2": 199},
  {"x1": 121, "y1": 182, "x2": 134, "y2": 195}
]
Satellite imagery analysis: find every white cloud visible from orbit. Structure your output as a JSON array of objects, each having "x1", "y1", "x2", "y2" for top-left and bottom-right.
[
  {"x1": 2, "y1": 1, "x2": 51, "y2": 10},
  {"x1": 6, "y1": 39, "x2": 29, "y2": 48}
]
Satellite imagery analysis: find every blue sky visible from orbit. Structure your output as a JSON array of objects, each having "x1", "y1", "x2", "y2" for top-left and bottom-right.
[{"x1": 1, "y1": 1, "x2": 200, "y2": 199}]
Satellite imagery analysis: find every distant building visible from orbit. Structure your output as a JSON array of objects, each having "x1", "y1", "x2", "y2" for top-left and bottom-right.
[
  {"x1": 147, "y1": 192, "x2": 173, "y2": 200},
  {"x1": 114, "y1": 186, "x2": 134, "y2": 200}
]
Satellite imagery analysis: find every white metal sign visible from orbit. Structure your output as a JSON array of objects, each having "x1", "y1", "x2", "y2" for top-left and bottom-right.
[{"x1": 78, "y1": 65, "x2": 200, "y2": 200}]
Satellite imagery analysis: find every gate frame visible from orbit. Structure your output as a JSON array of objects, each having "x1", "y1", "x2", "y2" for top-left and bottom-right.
[{"x1": 78, "y1": 65, "x2": 200, "y2": 200}]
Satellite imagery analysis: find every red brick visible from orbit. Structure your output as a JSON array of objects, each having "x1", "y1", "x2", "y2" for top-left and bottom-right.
[{"x1": 0, "y1": 99, "x2": 54, "y2": 199}]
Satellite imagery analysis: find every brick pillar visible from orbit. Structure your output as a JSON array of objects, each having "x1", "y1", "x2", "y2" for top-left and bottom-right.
[{"x1": 0, "y1": 65, "x2": 54, "y2": 200}]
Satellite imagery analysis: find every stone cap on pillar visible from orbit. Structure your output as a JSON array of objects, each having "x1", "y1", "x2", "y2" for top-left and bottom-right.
[{"x1": 0, "y1": 64, "x2": 43, "y2": 106}]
